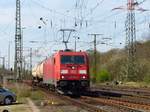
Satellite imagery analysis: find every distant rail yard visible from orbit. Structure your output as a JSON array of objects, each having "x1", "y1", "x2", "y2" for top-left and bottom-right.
[{"x1": 0, "y1": 0, "x2": 150, "y2": 112}]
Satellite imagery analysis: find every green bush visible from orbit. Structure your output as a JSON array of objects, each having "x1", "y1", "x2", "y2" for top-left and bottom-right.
[
  {"x1": 96, "y1": 69, "x2": 111, "y2": 83},
  {"x1": 143, "y1": 74, "x2": 150, "y2": 83},
  {"x1": 89, "y1": 67, "x2": 97, "y2": 83}
]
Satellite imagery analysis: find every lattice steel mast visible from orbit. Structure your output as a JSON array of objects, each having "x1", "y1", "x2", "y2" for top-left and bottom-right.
[
  {"x1": 14, "y1": 0, "x2": 23, "y2": 80},
  {"x1": 112, "y1": 0, "x2": 147, "y2": 81},
  {"x1": 125, "y1": 0, "x2": 137, "y2": 80}
]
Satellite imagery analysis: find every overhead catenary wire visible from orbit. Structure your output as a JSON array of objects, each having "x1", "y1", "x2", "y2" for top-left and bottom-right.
[
  {"x1": 0, "y1": 0, "x2": 149, "y2": 60},
  {"x1": 29, "y1": 0, "x2": 148, "y2": 50},
  {"x1": 28, "y1": 0, "x2": 127, "y2": 38},
  {"x1": 30, "y1": 0, "x2": 108, "y2": 25},
  {"x1": 23, "y1": 0, "x2": 40, "y2": 25}
]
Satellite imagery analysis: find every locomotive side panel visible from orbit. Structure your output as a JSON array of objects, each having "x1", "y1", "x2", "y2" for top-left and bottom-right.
[
  {"x1": 54, "y1": 53, "x2": 61, "y2": 82},
  {"x1": 43, "y1": 58, "x2": 53, "y2": 84},
  {"x1": 43, "y1": 57, "x2": 55, "y2": 85}
]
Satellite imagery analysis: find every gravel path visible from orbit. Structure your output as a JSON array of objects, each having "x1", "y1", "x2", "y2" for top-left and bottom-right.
[
  {"x1": 0, "y1": 103, "x2": 32, "y2": 112},
  {"x1": 27, "y1": 98, "x2": 40, "y2": 112}
]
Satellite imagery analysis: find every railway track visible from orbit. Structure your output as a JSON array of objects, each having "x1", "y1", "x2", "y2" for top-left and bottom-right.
[
  {"x1": 88, "y1": 86, "x2": 150, "y2": 112},
  {"x1": 91, "y1": 86, "x2": 150, "y2": 101},
  {"x1": 93, "y1": 85, "x2": 150, "y2": 97},
  {"x1": 23, "y1": 81, "x2": 150, "y2": 112},
  {"x1": 82, "y1": 96, "x2": 150, "y2": 112},
  {"x1": 31, "y1": 86, "x2": 106, "y2": 112},
  {"x1": 108, "y1": 95, "x2": 150, "y2": 106},
  {"x1": 38, "y1": 87, "x2": 146, "y2": 112},
  {"x1": 31, "y1": 85, "x2": 149, "y2": 112}
]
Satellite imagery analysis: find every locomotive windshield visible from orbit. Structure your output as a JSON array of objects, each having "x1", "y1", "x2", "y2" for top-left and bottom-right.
[{"x1": 61, "y1": 55, "x2": 85, "y2": 64}]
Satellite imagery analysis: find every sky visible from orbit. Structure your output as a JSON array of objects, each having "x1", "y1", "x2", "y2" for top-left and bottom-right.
[{"x1": 0, "y1": 0, "x2": 150, "y2": 68}]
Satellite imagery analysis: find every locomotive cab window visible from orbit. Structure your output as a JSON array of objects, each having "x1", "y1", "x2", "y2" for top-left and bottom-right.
[{"x1": 61, "y1": 55, "x2": 85, "y2": 64}]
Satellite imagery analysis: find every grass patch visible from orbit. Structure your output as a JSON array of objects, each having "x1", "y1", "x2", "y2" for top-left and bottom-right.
[
  {"x1": 30, "y1": 90, "x2": 45, "y2": 101},
  {"x1": 121, "y1": 82, "x2": 150, "y2": 88},
  {"x1": 6, "y1": 83, "x2": 45, "y2": 103}
]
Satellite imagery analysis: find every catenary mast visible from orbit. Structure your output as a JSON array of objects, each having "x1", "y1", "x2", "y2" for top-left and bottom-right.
[{"x1": 14, "y1": 0, "x2": 23, "y2": 80}]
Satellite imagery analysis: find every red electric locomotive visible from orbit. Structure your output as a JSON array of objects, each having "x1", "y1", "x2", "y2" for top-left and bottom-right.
[{"x1": 32, "y1": 49, "x2": 90, "y2": 95}]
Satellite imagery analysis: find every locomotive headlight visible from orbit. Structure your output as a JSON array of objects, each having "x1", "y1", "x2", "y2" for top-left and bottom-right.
[
  {"x1": 79, "y1": 70, "x2": 87, "y2": 74},
  {"x1": 61, "y1": 70, "x2": 68, "y2": 74},
  {"x1": 61, "y1": 76, "x2": 65, "y2": 79},
  {"x1": 81, "y1": 75, "x2": 87, "y2": 79},
  {"x1": 82, "y1": 76, "x2": 86, "y2": 79}
]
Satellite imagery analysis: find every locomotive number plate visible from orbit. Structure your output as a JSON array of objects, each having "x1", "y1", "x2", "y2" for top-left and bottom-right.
[
  {"x1": 69, "y1": 75, "x2": 78, "y2": 78},
  {"x1": 70, "y1": 70, "x2": 77, "y2": 74}
]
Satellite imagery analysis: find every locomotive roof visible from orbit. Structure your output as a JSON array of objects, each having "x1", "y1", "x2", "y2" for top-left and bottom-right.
[
  {"x1": 33, "y1": 50, "x2": 88, "y2": 70},
  {"x1": 55, "y1": 50, "x2": 87, "y2": 55}
]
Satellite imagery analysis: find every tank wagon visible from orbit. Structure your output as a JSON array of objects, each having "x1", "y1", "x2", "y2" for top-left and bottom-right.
[
  {"x1": 32, "y1": 63, "x2": 44, "y2": 83},
  {"x1": 32, "y1": 50, "x2": 90, "y2": 95}
]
